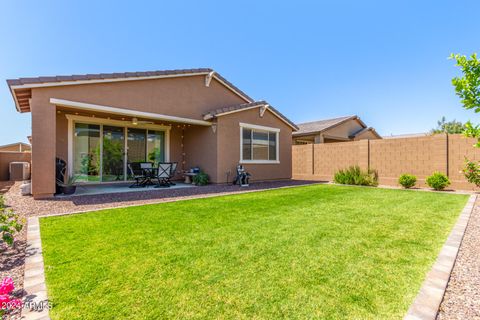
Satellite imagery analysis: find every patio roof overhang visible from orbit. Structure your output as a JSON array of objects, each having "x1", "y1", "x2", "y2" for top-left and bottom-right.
[{"x1": 50, "y1": 98, "x2": 212, "y2": 126}]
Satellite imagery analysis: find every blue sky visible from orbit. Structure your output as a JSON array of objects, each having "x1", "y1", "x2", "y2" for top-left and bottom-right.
[{"x1": 0, "y1": 0, "x2": 479, "y2": 145}]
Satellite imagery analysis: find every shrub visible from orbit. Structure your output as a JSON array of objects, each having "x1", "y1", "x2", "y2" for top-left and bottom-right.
[
  {"x1": 193, "y1": 171, "x2": 209, "y2": 186},
  {"x1": 333, "y1": 166, "x2": 378, "y2": 186},
  {"x1": 0, "y1": 196, "x2": 23, "y2": 246},
  {"x1": 0, "y1": 277, "x2": 23, "y2": 316},
  {"x1": 398, "y1": 174, "x2": 417, "y2": 188},
  {"x1": 426, "y1": 172, "x2": 450, "y2": 190},
  {"x1": 462, "y1": 158, "x2": 480, "y2": 187}
]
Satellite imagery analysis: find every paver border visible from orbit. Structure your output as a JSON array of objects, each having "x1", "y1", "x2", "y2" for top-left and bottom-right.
[
  {"x1": 22, "y1": 217, "x2": 50, "y2": 320},
  {"x1": 404, "y1": 194, "x2": 477, "y2": 320}
]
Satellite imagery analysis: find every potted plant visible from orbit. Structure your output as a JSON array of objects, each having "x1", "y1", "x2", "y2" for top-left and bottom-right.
[{"x1": 57, "y1": 175, "x2": 79, "y2": 195}]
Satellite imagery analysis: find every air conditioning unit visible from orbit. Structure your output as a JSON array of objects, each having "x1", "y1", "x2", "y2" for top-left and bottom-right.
[{"x1": 9, "y1": 162, "x2": 31, "y2": 181}]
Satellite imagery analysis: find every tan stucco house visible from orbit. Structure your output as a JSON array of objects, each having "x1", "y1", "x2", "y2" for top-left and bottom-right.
[
  {"x1": 292, "y1": 115, "x2": 381, "y2": 144},
  {"x1": 7, "y1": 68, "x2": 298, "y2": 198}
]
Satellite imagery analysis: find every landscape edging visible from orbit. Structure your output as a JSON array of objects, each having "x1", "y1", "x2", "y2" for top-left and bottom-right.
[
  {"x1": 21, "y1": 217, "x2": 50, "y2": 320},
  {"x1": 404, "y1": 194, "x2": 477, "y2": 320}
]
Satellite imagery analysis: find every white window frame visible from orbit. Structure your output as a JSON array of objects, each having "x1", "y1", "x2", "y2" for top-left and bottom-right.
[{"x1": 239, "y1": 122, "x2": 280, "y2": 164}]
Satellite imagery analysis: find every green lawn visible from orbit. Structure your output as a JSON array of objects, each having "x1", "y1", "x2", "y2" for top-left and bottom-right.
[{"x1": 40, "y1": 185, "x2": 468, "y2": 320}]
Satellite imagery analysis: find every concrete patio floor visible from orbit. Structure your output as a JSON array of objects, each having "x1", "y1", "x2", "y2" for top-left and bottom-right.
[{"x1": 57, "y1": 182, "x2": 195, "y2": 197}]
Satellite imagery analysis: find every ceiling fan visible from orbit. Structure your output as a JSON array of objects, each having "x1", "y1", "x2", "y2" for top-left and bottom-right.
[{"x1": 131, "y1": 117, "x2": 154, "y2": 125}]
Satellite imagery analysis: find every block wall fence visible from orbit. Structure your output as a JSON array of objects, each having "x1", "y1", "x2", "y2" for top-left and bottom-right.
[
  {"x1": 292, "y1": 134, "x2": 480, "y2": 190},
  {"x1": 0, "y1": 152, "x2": 31, "y2": 181}
]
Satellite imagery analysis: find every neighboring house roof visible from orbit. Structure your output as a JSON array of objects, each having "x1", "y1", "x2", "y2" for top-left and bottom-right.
[
  {"x1": 382, "y1": 132, "x2": 429, "y2": 139},
  {"x1": 349, "y1": 127, "x2": 382, "y2": 139},
  {"x1": 7, "y1": 68, "x2": 254, "y2": 113},
  {"x1": 293, "y1": 115, "x2": 366, "y2": 136},
  {"x1": 203, "y1": 101, "x2": 299, "y2": 131},
  {"x1": 0, "y1": 142, "x2": 31, "y2": 151}
]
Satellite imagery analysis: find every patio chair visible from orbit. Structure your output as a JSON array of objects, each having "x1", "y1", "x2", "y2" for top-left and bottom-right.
[
  {"x1": 166, "y1": 162, "x2": 178, "y2": 186},
  {"x1": 140, "y1": 162, "x2": 155, "y2": 186},
  {"x1": 233, "y1": 164, "x2": 250, "y2": 187},
  {"x1": 155, "y1": 162, "x2": 172, "y2": 188},
  {"x1": 128, "y1": 163, "x2": 146, "y2": 188}
]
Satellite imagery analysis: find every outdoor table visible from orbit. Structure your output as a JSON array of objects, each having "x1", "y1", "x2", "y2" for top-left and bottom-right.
[
  {"x1": 183, "y1": 172, "x2": 197, "y2": 184},
  {"x1": 142, "y1": 168, "x2": 158, "y2": 186}
]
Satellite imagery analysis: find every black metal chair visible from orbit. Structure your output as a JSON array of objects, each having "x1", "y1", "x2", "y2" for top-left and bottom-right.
[
  {"x1": 166, "y1": 162, "x2": 178, "y2": 186},
  {"x1": 155, "y1": 163, "x2": 172, "y2": 188},
  {"x1": 140, "y1": 162, "x2": 155, "y2": 186},
  {"x1": 128, "y1": 163, "x2": 145, "y2": 188}
]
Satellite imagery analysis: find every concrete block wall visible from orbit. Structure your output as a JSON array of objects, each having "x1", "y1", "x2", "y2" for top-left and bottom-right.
[
  {"x1": 292, "y1": 134, "x2": 480, "y2": 191},
  {"x1": 313, "y1": 140, "x2": 368, "y2": 181}
]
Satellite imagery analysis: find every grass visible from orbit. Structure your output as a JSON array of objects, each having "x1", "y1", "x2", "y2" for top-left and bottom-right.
[{"x1": 40, "y1": 185, "x2": 468, "y2": 319}]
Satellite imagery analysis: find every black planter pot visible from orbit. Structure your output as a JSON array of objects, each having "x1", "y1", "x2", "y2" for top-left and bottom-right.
[{"x1": 61, "y1": 185, "x2": 76, "y2": 195}]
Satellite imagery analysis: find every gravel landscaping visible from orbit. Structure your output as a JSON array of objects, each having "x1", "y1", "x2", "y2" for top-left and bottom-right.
[
  {"x1": 0, "y1": 182, "x2": 24, "y2": 320},
  {"x1": 438, "y1": 197, "x2": 480, "y2": 319}
]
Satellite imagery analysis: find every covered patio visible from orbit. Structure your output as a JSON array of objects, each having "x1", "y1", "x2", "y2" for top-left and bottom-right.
[
  {"x1": 56, "y1": 182, "x2": 196, "y2": 197},
  {"x1": 5, "y1": 180, "x2": 317, "y2": 217}
]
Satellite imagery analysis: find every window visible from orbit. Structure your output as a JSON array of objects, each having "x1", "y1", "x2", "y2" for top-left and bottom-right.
[{"x1": 240, "y1": 123, "x2": 279, "y2": 163}]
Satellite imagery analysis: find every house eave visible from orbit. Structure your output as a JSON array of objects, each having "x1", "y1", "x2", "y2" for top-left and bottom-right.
[{"x1": 50, "y1": 98, "x2": 213, "y2": 126}]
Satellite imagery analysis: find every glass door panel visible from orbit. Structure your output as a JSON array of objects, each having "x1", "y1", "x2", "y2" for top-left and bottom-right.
[
  {"x1": 74, "y1": 123, "x2": 100, "y2": 182},
  {"x1": 147, "y1": 130, "x2": 165, "y2": 166},
  {"x1": 102, "y1": 126, "x2": 125, "y2": 182},
  {"x1": 127, "y1": 128, "x2": 147, "y2": 163}
]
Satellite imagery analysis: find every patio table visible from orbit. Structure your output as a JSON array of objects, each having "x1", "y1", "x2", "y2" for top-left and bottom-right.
[{"x1": 142, "y1": 168, "x2": 158, "y2": 186}]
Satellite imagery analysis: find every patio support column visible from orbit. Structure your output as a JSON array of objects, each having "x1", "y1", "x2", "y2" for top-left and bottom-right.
[{"x1": 31, "y1": 95, "x2": 56, "y2": 198}]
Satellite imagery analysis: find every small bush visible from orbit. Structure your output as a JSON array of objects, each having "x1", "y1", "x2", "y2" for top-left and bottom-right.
[
  {"x1": 462, "y1": 158, "x2": 480, "y2": 187},
  {"x1": 193, "y1": 171, "x2": 209, "y2": 186},
  {"x1": 426, "y1": 172, "x2": 450, "y2": 190},
  {"x1": 0, "y1": 196, "x2": 23, "y2": 246},
  {"x1": 334, "y1": 166, "x2": 378, "y2": 186},
  {"x1": 398, "y1": 174, "x2": 417, "y2": 189}
]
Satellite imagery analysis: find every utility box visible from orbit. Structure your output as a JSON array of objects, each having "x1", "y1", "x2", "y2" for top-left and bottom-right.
[{"x1": 9, "y1": 162, "x2": 31, "y2": 181}]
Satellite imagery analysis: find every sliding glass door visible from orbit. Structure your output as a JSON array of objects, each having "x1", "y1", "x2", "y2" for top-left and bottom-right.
[
  {"x1": 147, "y1": 130, "x2": 165, "y2": 166},
  {"x1": 102, "y1": 126, "x2": 125, "y2": 182},
  {"x1": 74, "y1": 123, "x2": 101, "y2": 182},
  {"x1": 72, "y1": 122, "x2": 166, "y2": 183}
]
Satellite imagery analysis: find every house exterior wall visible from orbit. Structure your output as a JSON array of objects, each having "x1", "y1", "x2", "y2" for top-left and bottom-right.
[
  {"x1": 32, "y1": 76, "x2": 245, "y2": 119},
  {"x1": 183, "y1": 125, "x2": 218, "y2": 182},
  {"x1": 29, "y1": 75, "x2": 247, "y2": 198},
  {"x1": 216, "y1": 108, "x2": 293, "y2": 183}
]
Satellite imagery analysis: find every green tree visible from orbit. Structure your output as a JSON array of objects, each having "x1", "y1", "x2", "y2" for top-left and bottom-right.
[
  {"x1": 451, "y1": 53, "x2": 480, "y2": 146},
  {"x1": 430, "y1": 116, "x2": 465, "y2": 134}
]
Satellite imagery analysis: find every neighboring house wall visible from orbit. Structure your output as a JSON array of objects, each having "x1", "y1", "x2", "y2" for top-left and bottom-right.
[
  {"x1": 323, "y1": 120, "x2": 364, "y2": 140},
  {"x1": 0, "y1": 152, "x2": 31, "y2": 181},
  {"x1": 28, "y1": 76, "x2": 250, "y2": 197},
  {"x1": 217, "y1": 107, "x2": 293, "y2": 183}
]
